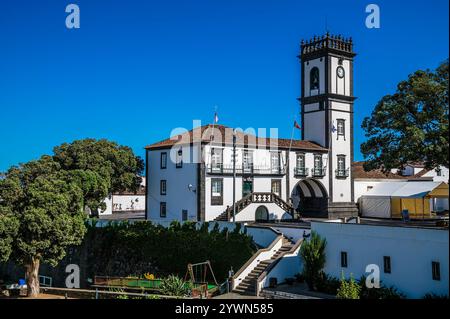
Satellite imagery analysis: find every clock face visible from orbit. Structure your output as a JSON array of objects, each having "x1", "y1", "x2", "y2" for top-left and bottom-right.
[{"x1": 337, "y1": 66, "x2": 345, "y2": 78}]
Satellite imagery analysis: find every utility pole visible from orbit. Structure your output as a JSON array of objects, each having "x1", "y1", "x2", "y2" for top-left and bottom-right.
[{"x1": 232, "y1": 130, "x2": 237, "y2": 223}]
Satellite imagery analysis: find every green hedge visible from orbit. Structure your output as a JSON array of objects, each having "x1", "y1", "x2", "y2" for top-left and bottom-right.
[{"x1": 71, "y1": 220, "x2": 255, "y2": 283}]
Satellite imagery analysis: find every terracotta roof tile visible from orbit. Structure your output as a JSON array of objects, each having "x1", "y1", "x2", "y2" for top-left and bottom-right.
[
  {"x1": 352, "y1": 161, "x2": 408, "y2": 179},
  {"x1": 145, "y1": 124, "x2": 328, "y2": 152}
]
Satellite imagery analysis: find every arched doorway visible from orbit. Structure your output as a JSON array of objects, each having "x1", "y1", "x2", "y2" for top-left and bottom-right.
[
  {"x1": 291, "y1": 179, "x2": 328, "y2": 217},
  {"x1": 255, "y1": 205, "x2": 269, "y2": 222}
]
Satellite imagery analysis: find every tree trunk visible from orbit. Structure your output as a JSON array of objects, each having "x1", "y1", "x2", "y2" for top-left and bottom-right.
[{"x1": 26, "y1": 257, "x2": 40, "y2": 298}]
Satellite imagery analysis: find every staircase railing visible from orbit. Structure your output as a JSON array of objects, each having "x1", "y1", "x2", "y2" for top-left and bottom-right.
[
  {"x1": 232, "y1": 230, "x2": 284, "y2": 290},
  {"x1": 217, "y1": 192, "x2": 295, "y2": 221},
  {"x1": 256, "y1": 238, "x2": 304, "y2": 296}
]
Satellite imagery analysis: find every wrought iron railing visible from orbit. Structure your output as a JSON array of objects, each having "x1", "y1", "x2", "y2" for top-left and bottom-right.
[
  {"x1": 312, "y1": 168, "x2": 326, "y2": 177},
  {"x1": 335, "y1": 168, "x2": 349, "y2": 178},
  {"x1": 293, "y1": 167, "x2": 309, "y2": 177},
  {"x1": 207, "y1": 164, "x2": 285, "y2": 175}
]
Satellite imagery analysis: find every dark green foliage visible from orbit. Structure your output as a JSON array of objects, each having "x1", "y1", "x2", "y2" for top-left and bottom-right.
[
  {"x1": 300, "y1": 231, "x2": 327, "y2": 291},
  {"x1": 315, "y1": 272, "x2": 340, "y2": 295},
  {"x1": 361, "y1": 60, "x2": 449, "y2": 171},
  {"x1": 358, "y1": 275, "x2": 406, "y2": 299},
  {"x1": 0, "y1": 156, "x2": 86, "y2": 267},
  {"x1": 70, "y1": 221, "x2": 255, "y2": 283},
  {"x1": 52, "y1": 139, "x2": 144, "y2": 213}
]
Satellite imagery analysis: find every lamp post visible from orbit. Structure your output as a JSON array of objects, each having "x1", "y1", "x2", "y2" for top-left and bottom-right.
[{"x1": 232, "y1": 129, "x2": 237, "y2": 223}]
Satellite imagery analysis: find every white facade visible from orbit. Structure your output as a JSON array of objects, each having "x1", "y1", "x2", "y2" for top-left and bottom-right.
[
  {"x1": 146, "y1": 140, "x2": 330, "y2": 223},
  {"x1": 312, "y1": 221, "x2": 449, "y2": 298}
]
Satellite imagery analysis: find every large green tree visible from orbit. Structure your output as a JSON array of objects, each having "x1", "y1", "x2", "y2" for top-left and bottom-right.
[
  {"x1": 52, "y1": 139, "x2": 144, "y2": 216},
  {"x1": 0, "y1": 139, "x2": 144, "y2": 296},
  {"x1": 361, "y1": 60, "x2": 449, "y2": 172},
  {"x1": 0, "y1": 156, "x2": 86, "y2": 297}
]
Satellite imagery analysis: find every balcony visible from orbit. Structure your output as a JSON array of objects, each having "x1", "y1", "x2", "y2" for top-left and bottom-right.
[
  {"x1": 335, "y1": 168, "x2": 349, "y2": 178},
  {"x1": 206, "y1": 163, "x2": 285, "y2": 176},
  {"x1": 294, "y1": 167, "x2": 309, "y2": 177},
  {"x1": 312, "y1": 168, "x2": 326, "y2": 177}
]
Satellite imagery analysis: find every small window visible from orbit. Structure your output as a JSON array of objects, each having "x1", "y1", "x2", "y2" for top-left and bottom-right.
[
  {"x1": 341, "y1": 251, "x2": 348, "y2": 268},
  {"x1": 160, "y1": 180, "x2": 167, "y2": 195},
  {"x1": 310, "y1": 67, "x2": 320, "y2": 91},
  {"x1": 383, "y1": 256, "x2": 391, "y2": 274},
  {"x1": 160, "y1": 152, "x2": 167, "y2": 169},
  {"x1": 270, "y1": 152, "x2": 281, "y2": 174},
  {"x1": 176, "y1": 149, "x2": 183, "y2": 168},
  {"x1": 182, "y1": 209, "x2": 188, "y2": 221},
  {"x1": 313, "y1": 154, "x2": 324, "y2": 176},
  {"x1": 271, "y1": 180, "x2": 282, "y2": 197},
  {"x1": 436, "y1": 168, "x2": 442, "y2": 176},
  {"x1": 337, "y1": 155, "x2": 347, "y2": 177},
  {"x1": 432, "y1": 261, "x2": 441, "y2": 281},
  {"x1": 337, "y1": 119, "x2": 345, "y2": 136},
  {"x1": 367, "y1": 186, "x2": 374, "y2": 192},
  {"x1": 296, "y1": 153, "x2": 305, "y2": 169},
  {"x1": 160, "y1": 202, "x2": 167, "y2": 218},
  {"x1": 211, "y1": 178, "x2": 223, "y2": 205}
]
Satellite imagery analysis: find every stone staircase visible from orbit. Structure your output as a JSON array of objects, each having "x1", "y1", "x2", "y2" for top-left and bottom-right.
[
  {"x1": 214, "y1": 192, "x2": 294, "y2": 221},
  {"x1": 233, "y1": 237, "x2": 293, "y2": 296}
]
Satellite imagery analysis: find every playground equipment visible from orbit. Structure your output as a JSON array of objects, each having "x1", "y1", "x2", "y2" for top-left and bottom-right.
[
  {"x1": 185, "y1": 260, "x2": 218, "y2": 286},
  {"x1": 184, "y1": 261, "x2": 219, "y2": 298}
]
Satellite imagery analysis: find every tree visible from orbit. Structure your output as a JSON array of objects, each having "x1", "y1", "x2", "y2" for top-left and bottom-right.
[
  {"x1": 361, "y1": 60, "x2": 449, "y2": 172},
  {"x1": 52, "y1": 139, "x2": 144, "y2": 216},
  {"x1": 300, "y1": 231, "x2": 327, "y2": 291},
  {"x1": 0, "y1": 156, "x2": 86, "y2": 297}
]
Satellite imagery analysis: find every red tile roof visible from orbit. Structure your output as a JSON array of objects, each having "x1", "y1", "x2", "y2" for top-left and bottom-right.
[
  {"x1": 145, "y1": 124, "x2": 328, "y2": 152},
  {"x1": 352, "y1": 161, "x2": 408, "y2": 179}
]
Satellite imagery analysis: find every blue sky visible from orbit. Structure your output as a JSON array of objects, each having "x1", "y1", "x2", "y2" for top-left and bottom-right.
[{"x1": 0, "y1": 0, "x2": 448, "y2": 171}]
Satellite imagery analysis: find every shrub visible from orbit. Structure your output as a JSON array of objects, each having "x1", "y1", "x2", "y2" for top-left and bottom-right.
[
  {"x1": 300, "y1": 231, "x2": 326, "y2": 291},
  {"x1": 315, "y1": 272, "x2": 340, "y2": 295},
  {"x1": 159, "y1": 275, "x2": 192, "y2": 297},
  {"x1": 336, "y1": 273, "x2": 361, "y2": 299},
  {"x1": 358, "y1": 275, "x2": 405, "y2": 299}
]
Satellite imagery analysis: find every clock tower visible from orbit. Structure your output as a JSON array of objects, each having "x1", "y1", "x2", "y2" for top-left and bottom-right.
[{"x1": 299, "y1": 33, "x2": 358, "y2": 218}]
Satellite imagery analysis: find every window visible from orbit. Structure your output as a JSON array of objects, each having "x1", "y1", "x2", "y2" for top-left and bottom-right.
[
  {"x1": 242, "y1": 178, "x2": 253, "y2": 197},
  {"x1": 271, "y1": 180, "x2": 282, "y2": 196},
  {"x1": 295, "y1": 153, "x2": 307, "y2": 176},
  {"x1": 310, "y1": 67, "x2": 320, "y2": 91},
  {"x1": 243, "y1": 150, "x2": 253, "y2": 173},
  {"x1": 182, "y1": 209, "x2": 188, "y2": 221},
  {"x1": 341, "y1": 251, "x2": 348, "y2": 268},
  {"x1": 211, "y1": 178, "x2": 223, "y2": 205},
  {"x1": 176, "y1": 149, "x2": 183, "y2": 168},
  {"x1": 271, "y1": 152, "x2": 281, "y2": 174},
  {"x1": 211, "y1": 148, "x2": 223, "y2": 173},
  {"x1": 436, "y1": 168, "x2": 442, "y2": 176},
  {"x1": 337, "y1": 119, "x2": 345, "y2": 137},
  {"x1": 160, "y1": 152, "x2": 167, "y2": 169},
  {"x1": 383, "y1": 256, "x2": 391, "y2": 274},
  {"x1": 313, "y1": 155, "x2": 324, "y2": 176},
  {"x1": 432, "y1": 261, "x2": 441, "y2": 281},
  {"x1": 160, "y1": 180, "x2": 167, "y2": 195},
  {"x1": 337, "y1": 155, "x2": 347, "y2": 177},
  {"x1": 160, "y1": 202, "x2": 167, "y2": 218},
  {"x1": 367, "y1": 186, "x2": 374, "y2": 192}
]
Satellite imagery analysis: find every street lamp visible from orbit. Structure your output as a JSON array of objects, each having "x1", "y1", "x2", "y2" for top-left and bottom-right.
[{"x1": 232, "y1": 129, "x2": 237, "y2": 223}]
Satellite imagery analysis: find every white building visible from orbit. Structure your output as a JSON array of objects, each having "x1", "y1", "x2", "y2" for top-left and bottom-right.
[
  {"x1": 144, "y1": 34, "x2": 359, "y2": 223},
  {"x1": 99, "y1": 177, "x2": 146, "y2": 217},
  {"x1": 312, "y1": 220, "x2": 449, "y2": 298}
]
